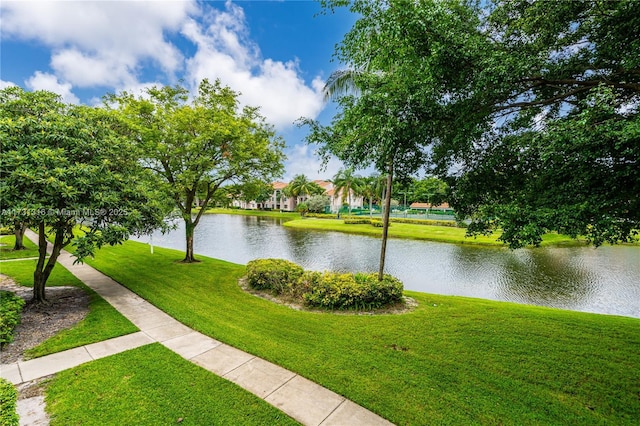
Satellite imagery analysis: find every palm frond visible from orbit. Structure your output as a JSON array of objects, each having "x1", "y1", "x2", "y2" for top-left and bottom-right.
[{"x1": 322, "y1": 69, "x2": 362, "y2": 102}]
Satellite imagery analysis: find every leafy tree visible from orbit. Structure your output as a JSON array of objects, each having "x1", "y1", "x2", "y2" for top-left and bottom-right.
[
  {"x1": 0, "y1": 87, "x2": 50, "y2": 250},
  {"x1": 316, "y1": 0, "x2": 640, "y2": 247},
  {"x1": 358, "y1": 174, "x2": 384, "y2": 217},
  {"x1": 400, "y1": 177, "x2": 448, "y2": 206},
  {"x1": 0, "y1": 87, "x2": 168, "y2": 302},
  {"x1": 300, "y1": 74, "x2": 436, "y2": 277},
  {"x1": 319, "y1": 0, "x2": 639, "y2": 248},
  {"x1": 253, "y1": 183, "x2": 275, "y2": 209},
  {"x1": 307, "y1": 195, "x2": 330, "y2": 213},
  {"x1": 332, "y1": 167, "x2": 362, "y2": 215},
  {"x1": 296, "y1": 202, "x2": 309, "y2": 217},
  {"x1": 225, "y1": 181, "x2": 274, "y2": 209},
  {"x1": 302, "y1": 0, "x2": 492, "y2": 279},
  {"x1": 453, "y1": 87, "x2": 640, "y2": 246},
  {"x1": 445, "y1": 0, "x2": 640, "y2": 247},
  {"x1": 300, "y1": 0, "x2": 461, "y2": 278},
  {"x1": 110, "y1": 80, "x2": 286, "y2": 262},
  {"x1": 214, "y1": 185, "x2": 242, "y2": 209}
]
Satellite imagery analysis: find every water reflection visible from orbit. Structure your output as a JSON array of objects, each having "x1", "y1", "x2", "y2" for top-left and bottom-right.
[
  {"x1": 134, "y1": 214, "x2": 640, "y2": 318},
  {"x1": 496, "y1": 249, "x2": 595, "y2": 308}
]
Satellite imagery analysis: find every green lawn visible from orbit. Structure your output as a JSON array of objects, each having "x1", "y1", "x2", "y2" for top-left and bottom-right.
[
  {"x1": 80, "y1": 239, "x2": 640, "y2": 425},
  {"x1": 284, "y1": 218, "x2": 586, "y2": 247},
  {"x1": 0, "y1": 234, "x2": 40, "y2": 260},
  {"x1": 46, "y1": 343, "x2": 299, "y2": 426},
  {"x1": 0, "y1": 259, "x2": 137, "y2": 358}
]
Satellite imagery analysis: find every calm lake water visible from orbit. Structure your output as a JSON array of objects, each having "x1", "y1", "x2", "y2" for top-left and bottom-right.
[{"x1": 133, "y1": 214, "x2": 640, "y2": 318}]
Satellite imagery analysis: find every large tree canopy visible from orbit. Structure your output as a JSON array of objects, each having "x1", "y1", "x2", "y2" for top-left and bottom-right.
[
  {"x1": 110, "y1": 79, "x2": 286, "y2": 262},
  {"x1": 301, "y1": 0, "x2": 480, "y2": 278},
  {"x1": 0, "y1": 87, "x2": 168, "y2": 302},
  {"x1": 317, "y1": 0, "x2": 639, "y2": 248}
]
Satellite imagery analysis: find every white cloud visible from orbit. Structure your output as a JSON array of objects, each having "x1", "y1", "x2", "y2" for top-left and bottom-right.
[
  {"x1": 284, "y1": 144, "x2": 344, "y2": 181},
  {"x1": 0, "y1": 80, "x2": 17, "y2": 89},
  {"x1": 50, "y1": 49, "x2": 137, "y2": 89},
  {"x1": 25, "y1": 71, "x2": 79, "y2": 104},
  {"x1": 1, "y1": 0, "x2": 195, "y2": 88},
  {"x1": 1, "y1": 0, "x2": 325, "y2": 131},
  {"x1": 183, "y1": 1, "x2": 325, "y2": 130}
]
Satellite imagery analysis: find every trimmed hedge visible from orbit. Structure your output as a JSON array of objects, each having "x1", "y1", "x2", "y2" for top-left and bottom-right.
[
  {"x1": 343, "y1": 219, "x2": 371, "y2": 225},
  {"x1": 0, "y1": 291, "x2": 25, "y2": 347},
  {"x1": 246, "y1": 259, "x2": 404, "y2": 310},
  {"x1": 388, "y1": 217, "x2": 460, "y2": 227},
  {"x1": 0, "y1": 378, "x2": 19, "y2": 426},
  {"x1": 246, "y1": 259, "x2": 304, "y2": 295},
  {"x1": 306, "y1": 213, "x2": 338, "y2": 219},
  {"x1": 340, "y1": 217, "x2": 465, "y2": 228}
]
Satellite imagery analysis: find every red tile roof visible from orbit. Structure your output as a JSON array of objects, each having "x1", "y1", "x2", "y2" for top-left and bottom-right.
[
  {"x1": 410, "y1": 202, "x2": 451, "y2": 209},
  {"x1": 314, "y1": 180, "x2": 333, "y2": 190},
  {"x1": 272, "y1": 181, "x2": 288, "y2": 190}
]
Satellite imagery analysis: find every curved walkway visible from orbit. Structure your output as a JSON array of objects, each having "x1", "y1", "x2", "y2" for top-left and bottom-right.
[{"x1": 1, "y1": 230, "x2": 392, "y2": 426}]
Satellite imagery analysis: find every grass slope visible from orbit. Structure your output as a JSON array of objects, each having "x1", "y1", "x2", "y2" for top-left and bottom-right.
[
  {"x1": 83, "y1": 240, "x2": 640, "y2": 425},
  {"x1": 46, "y1": 344, "x2": 299, "y2": 425},
  {"x1": 204, "y1": 208, "x2": 299, "y2": 220},
  {"x1": 284, "y1": 218, "x2": 585, "y2": 247},
  {"x1": 0, "y1": 259, "x2": 137, "y2": 358}
]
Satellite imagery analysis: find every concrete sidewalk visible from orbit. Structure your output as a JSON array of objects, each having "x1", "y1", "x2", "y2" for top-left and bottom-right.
[{"x1": 0, "y1": 230, "x2": 393, "y2": 426}]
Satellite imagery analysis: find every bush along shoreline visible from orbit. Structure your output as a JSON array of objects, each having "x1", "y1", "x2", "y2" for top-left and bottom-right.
[{"x1": 245, "y1": 259, "x2": 404, "y2": 311}]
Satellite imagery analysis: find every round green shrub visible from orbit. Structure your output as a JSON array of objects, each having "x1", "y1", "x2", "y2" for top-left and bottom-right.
[
  {"x1": 246, "y1": 259, "x2": 304, "y2": 295},
  {"x1": 303, "y1": 272, "x2": 403, "y2": 310},
  {"x1": 0, "y1": 378, "x2": 19, "y2": 426},
  {"x1": 292, "y1": 271, "x2": 322, "y2": 298}
]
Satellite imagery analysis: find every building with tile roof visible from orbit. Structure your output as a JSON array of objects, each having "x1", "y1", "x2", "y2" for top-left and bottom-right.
[{"x1": 232, "y1": 180, "x2": 363, "y2": 213}]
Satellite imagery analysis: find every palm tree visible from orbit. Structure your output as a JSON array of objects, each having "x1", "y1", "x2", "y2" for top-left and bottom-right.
[
  {"x1": 283, "y1": 174, "x2": 325, "y2": 209},
  {"x1": 332, "y1": 167, "x2": 362, "y2": 216},
  {"x1": 359, "y1": 174, "x2": 384, "y2": 218}
]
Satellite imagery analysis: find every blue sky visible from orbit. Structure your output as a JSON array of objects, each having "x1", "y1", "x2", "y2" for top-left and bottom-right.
[{"x1": 0, "y1": 0, "x2": 357, "y2": 180}]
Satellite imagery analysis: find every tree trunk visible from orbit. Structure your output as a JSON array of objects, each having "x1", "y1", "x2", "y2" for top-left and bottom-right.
[
  {"x1": 378, "y1": 165, "x2": 394, "y2": 281},
  {"x1": 369, "y1": 197, "x2": 373, "y2": 219},
  {"x1": 32, "y1": 222, "x2": 64, "y2": 303},
  {"x1": 182, "y1": 218, "x2": 199, "y2": 263},
  {"x1": 180, "y1": 188, "x2": 203, "y2": 263},
  {"x1": 13, "y1": 222, "x2": 26, "y2": 250}
]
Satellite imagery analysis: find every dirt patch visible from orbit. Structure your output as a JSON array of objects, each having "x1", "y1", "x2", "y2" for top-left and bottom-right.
[
  {"x1": 0, "y1": 275, "x2": 90, "y2": 364},
  {"x1": 238, "y1": 277, "x2": 418, "y2": 315}
]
